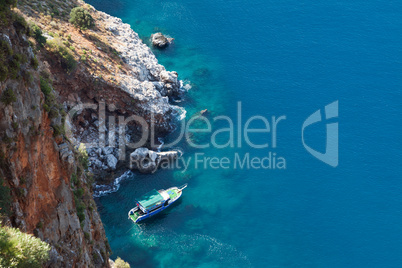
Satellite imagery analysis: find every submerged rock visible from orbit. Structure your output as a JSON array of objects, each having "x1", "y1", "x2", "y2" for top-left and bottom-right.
[
  {"x1": 200, "y1": 109, "x2": 208, "y2": 116},
  {"x1": 129, "y1": 147, "x2": 179, "y2": 173},
  {"x1": 151, "y1": 32, "x2": 174, "y2": 48}
]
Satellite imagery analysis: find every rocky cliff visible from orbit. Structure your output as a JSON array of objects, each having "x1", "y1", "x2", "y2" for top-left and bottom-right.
[
  {"x1": 17, "y1": 0, "x2": 185, "y2": 182},
  {"x1": 0, "y1": 0, "x2": 184, "y2": 266},
  {"x1": 0, "y1": 4, "x2": 111, "y2": 266}
]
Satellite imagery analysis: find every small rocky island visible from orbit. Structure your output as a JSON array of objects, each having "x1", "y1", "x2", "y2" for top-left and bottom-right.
[{"x1": 151, "y1": 32, "x2": 174, "y2": 48}]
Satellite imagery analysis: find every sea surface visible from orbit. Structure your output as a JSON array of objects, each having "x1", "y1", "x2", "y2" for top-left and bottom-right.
[{"x1": 87, "y1": 0, "x2": 402, "y2": 267}]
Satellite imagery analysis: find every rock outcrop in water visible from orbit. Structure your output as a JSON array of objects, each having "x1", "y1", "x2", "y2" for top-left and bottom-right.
[
  {"x1": 130, "y1": 147, "x2": 179, "y2": 173},
  {"x1": 151, "y1": 32, "x2": 174, "y2": 48}
]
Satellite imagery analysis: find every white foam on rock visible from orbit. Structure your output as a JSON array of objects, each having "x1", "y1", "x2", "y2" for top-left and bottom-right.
[
  {"x1": 171, "y1": 105, "x2": 187, "y2": 121},
  {"x1": 93, "y1": 170, "x2": 134, "y2": 197}
]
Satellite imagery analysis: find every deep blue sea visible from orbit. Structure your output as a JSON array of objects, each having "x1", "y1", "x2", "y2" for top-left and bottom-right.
[{"x1": 87, "y1": 0, "x2": 402, "y2": 267}]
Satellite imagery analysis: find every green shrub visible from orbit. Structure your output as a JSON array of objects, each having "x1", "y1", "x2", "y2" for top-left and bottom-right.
[
  {"x1": 40, "y1": 76, "x2": 52, "y2": 96},
  {"x1": 0, "y1": 226, "x2": 50, "y2": 268},
  {"x1": 84, "y1": 232, "x2": 90, "y2": 240},
  {"x1": 23, "y1": 70, "x2": 33, "y2": 85},
  {"x1": 0, "y1": 177, "x2": 11, "y2": 218},
  {"x1": 8, "y1": 56, "x2": 20, "y2": 79},
  {"x1": 0, "y1": 39, "x2": 12, "y2": 59},
  {"x1": 0, "y1": 39, "x2": 13, "y2": 81},
  {"x1": 36, "y1": 221, "x2": 43, "y2": 229},
  {"x1": 71, "y1": 172, "x2": 79, "y2": 186},
  {"x1": 75, "y1": 188, "x2": 84, "y2": 198},
  {"x1": 40, "y1": 70, "x2": 51, "y2": 80},
  {"x1": 31, "y1": 55, "x2": 38, "y2": 69},
  {"x1": 115, "y1": 257, "x2": 131, "y2": 268},
  {"x1": 0, "y1": 0, "x2": 15, "y2": 26},
  {"x1": 0, "y1": 11, "x2": 7, "y2": 26},
  {"x1": 69, "y1": 7, "x2": 94, "y2": 30},
  {"x1": 47, "y1": 38, "x2": 76, "y2": 72},
  {"x1": 7, "y1": 53, "x2": 27, "y2": 80},
  {"x1": 12, "y1": 12, "x2": 28, "y2": 34},
  {"x1": 78, "y1": 143, "x2": 89, "y2": 171},
  {"x1": 49, "y1": 106, "x2": 59, "y2": 119},
  {"x1": 0, "y1": 0, "x2": 16, "y2": 11},
  {"x1": 75, "y1": 197, "x2": 85, "y2": 223},
  {"x1": 40, "y1": 76, "x2": 63, "y2": 131},
  {"x1": 1, "y1": 88, "x2": 16, "y2": 105},
  {"x1": 29, "y1": 23, "x2": 46, "y2": 48},
  {"x1": 0, "y1": 65, "x2": 7, "y2": 81},
  {"x1": 14, "y1": 53, "x2": 27, "y2": 64},
  {"x1": 43, "y1": 103, "x2": 50, "y2": 112},
  {"x1": 52, "y1": 124, "x2": 64, "y2": 137}
]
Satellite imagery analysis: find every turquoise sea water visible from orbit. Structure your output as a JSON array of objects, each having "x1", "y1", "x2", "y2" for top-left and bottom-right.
[{"x1": 87, "y1": 0, "x2": 402, "y2": 267}]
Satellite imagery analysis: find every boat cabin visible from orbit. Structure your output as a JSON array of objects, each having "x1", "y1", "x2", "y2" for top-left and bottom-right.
[{"x1": 137, "y1": 189, "x2": 170, "y2": 213}]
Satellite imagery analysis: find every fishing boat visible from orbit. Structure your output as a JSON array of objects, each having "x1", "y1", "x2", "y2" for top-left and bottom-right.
[{"x1": 128, "y1": 184, "x2": 187, "y2": 223}]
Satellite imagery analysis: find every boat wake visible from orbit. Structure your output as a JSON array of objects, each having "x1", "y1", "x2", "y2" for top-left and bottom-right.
[{"x1": 128, "y1": 226, "x2": 252, "y2": 267}]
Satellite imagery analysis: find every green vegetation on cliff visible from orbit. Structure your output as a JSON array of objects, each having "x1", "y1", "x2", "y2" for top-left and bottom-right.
[
  {"x1": 0, "y1": 177, "x2": 11, "y2": 220},
  {"x1": 46, "y1": 38, "x2": 76, "y2": 72},
  {"x1": 0, "y1": 3, "x2": 30, "y2": 82},
  {"x1": 0, "y1": 0, "x2": 112, "y2": 266},
  {"x1": 69, "y1": 7, "x2": 94, "y2": 30},
  {"x1": 39, "y1": 75, "x2": 66, "y2": 137},
  {"x1": 29, "y1": 23, "x2": 46, "y2": 48},
  {"x1": 114, "y1": 257, "x2": 131, "y2": 268},
  {"x1": 0, "y1": 88, "x2": 16, "y2": 106},
  {"x1": 0, "y1": 0, "x2": 16, "y2": 12},
  {"x1": 0, "y1": 226, "x2": 50, "y2": 268}
]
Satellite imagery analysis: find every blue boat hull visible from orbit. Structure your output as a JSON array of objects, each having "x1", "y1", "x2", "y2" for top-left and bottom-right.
[{"x1": 136, "y1": 203, "x2": 170, "y2": 222}]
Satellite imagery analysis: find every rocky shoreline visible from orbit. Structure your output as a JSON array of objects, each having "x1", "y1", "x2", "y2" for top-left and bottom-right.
[
  {"x1": 0, "y1": 0, "x2": 189, "y2": 265},
  {"x1": 61, "y1": 4, "x2": 187, "y2": 184}
]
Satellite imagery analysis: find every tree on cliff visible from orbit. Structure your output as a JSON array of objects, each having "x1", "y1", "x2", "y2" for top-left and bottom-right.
[
  {"x1": 0, "y1": 226, "x2": 50, "y2": 267},
  {"x1": 69, "y1": 7, "x2": 94, "y2": 30}
]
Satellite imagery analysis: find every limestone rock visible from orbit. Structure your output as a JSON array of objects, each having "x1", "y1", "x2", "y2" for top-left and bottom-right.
[
  {"x1": 159, "y1": 70, "x2": 182, "y2": 96},
  {"x1": 151, "y1": 32, "x2": 174, "y2": 48},
  {"x1": 129, "y1": 147, "x2": 179, "y2": 173},
  {"x1": 102, "y1": 146, "x2": 114, "y2": 155},
  {"x1": 106, "y1": 154, "x2": 118, "y2": 170}
]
